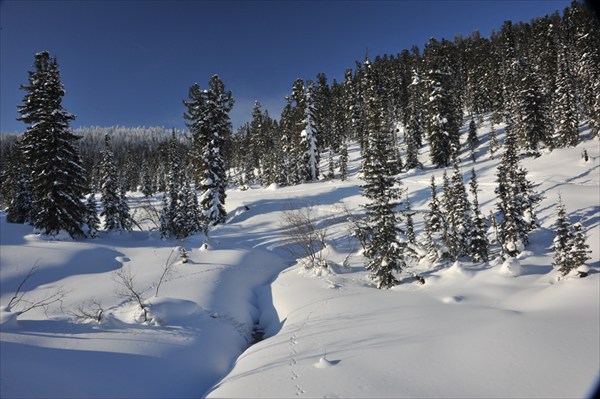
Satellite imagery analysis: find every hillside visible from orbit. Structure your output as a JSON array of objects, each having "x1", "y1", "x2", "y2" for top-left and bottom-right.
[{"x1": 1, "y1": 115, "x2": 599, "y2": 398}]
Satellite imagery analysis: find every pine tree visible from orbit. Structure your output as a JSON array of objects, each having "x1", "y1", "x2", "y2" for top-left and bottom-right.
[
  {"x1": 184, "y1": 75, "x2": 233, "y2": 226},
  {"x1": 140, "y1": 161, "x2": 155, "y2": 197},
  {"x1": 424, "y1": 175, "x2": 447, "y2": 262},
  {"x1": 17, "y1": 51, "x2": 88, "y2": 237},
  {"x1": 300, "y1": 81, "x2": 319, "y2": 182},
  {"x1": 569, "y1": 222, "x2": 591, "y2": 270},
  {"x1": 445, "y1": 160, "x2": 472, "y2": 260},
  {"x1": 467, "y1": 118, "x2": 480, "y2": 159},
  {"x1": 85, "y1": 193, "x2": 100, "y2": 238},
  {"x1": 6, "y1": 168, "x2": 33, "y2": 224},
  {"x1": 553, "y1": 43, "x2": 579, "y2": 148},
  {"x1": 361, "y1": 76, "x2": 406, "y2": 289},
  {"x1": 495, "y1": 125, "x2": 538, "y2": 256},
  {"x1": 425, "y1": 68, "x2": 453, "y2": 167},
  {"x1": 468, "y1": 168, "x2": 489, "y2": 262},
  {"x1": 552, "y1": 195, "x2": 573, "y2": 275},
  {"x1": 514, "y1": 60, "x2": 551, "y2": 155},
  {"x1": 100, "y1": 135, "x2": 131, "y2": 232},
  {"x1": 339, "y1": 142, "x2": 348, "y2": 181},
  {"x1": 488, "y1": 123, "x2": 500, "y2": 160}
]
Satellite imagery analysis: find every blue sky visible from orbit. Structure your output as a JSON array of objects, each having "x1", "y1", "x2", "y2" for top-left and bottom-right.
[{"x1": 1, "y1": 0, "x2": 571, "y2": 133}]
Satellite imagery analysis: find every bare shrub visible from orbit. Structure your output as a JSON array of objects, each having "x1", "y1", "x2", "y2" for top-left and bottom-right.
[
  {"x1": 113, "y1": 267, "x2": 151, "y2": 323},
  {"x1": 7, "y1": 266, "x2": 67, "y2": 317},
  {"x1": 68, "y1": 297, "x2": 104, "y2": 323},
  {"x1": 281, "y1": 205, "x2": 329, "y2": 269}
]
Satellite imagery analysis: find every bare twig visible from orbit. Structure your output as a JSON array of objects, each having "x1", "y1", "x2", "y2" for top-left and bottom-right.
[
  {"x1": 113, "y1": 267, "x2": 151, "y2": 323},
  {"x1": 68, "y1": 297, "x2": 104, "y2": 323},
  {"x1": 6, "y1": 265, "x2": 67, "y2": 317},
  {"x1": 154, "y1": 246, "x2": 178, "y2": 297},
  {"x1": 281, "y1": 205, "x2": 329, "y2": 269}
]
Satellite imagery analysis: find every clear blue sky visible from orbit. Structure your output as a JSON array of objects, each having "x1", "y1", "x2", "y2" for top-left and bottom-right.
[{"x1": 1, "y1": 0, "x2": 571, "y2": 133}]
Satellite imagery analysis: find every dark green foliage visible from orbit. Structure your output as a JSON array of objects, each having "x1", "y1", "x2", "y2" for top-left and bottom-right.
[
  {"x1": 468, "y1": 168, "x2": 489, "y2": 262},
  {"x1": 184, "y1": 75, "x2": 233, "y2": 226},
  {"x1": 17, "y1": 51, "x2": 88, "y2": 237},
  {"x1": 85, "y1": 193, "x2": 100, "y2": 238},
  {"x1": 361, "y1": 77, "x2": 406, "y2": 289},
  {"x1": 101, "y1": 135, "x2": 132, "y2": 232}
]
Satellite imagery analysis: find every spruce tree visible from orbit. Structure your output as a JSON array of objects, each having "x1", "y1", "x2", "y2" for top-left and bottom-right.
[
  {"x1": 553, "y1": 44, "x2": 579, "y2": 148},
  {"x1": 17, "y1": 51, "x2": 88, "y2": 237},
  {"x1": 445, "y1": 160, "x2": 472, "y2": 260},
  {"x1": 552, "y1": 195, "x2": 573, "y2": 275},
  {"x1": 424, "y1": 175, "x2": 447, "y2": 263},
  {"x1": 467, "y1": 118, "x2": 480, "y2": 159},
  {"x1": 100, "y1": 135, "x2": 131, "y2": 232},
  {"x1": 569, "y1": 222, "x2": 591, "y2": 270},
  {"x1": 85, "y1": 193, "x2": 100, "y2": 238},
  {"x1": 300, "y1": 81, "x2": 319, "y2": 182},
  {"x1": 339, "y1": 142, "x2": 348, "y2": 181},
  {"x1": 140, "y1": 161, "x2": 155, "y2": 197},
  {"x1": 184, "y1": 75, "x2": 233, "y2": 226},
  {"x1": 488, "y1": 123, "x2": 500, "y2": 160},
  {"x1": 468, "y1": 168, "x2": 489, "y2": 262},
  {"x1": 361, "y1": 76, "x2": 406, "y2": 289},
  {"x1": 495, "y1": 125, "x2": 538, "y2": 256}
]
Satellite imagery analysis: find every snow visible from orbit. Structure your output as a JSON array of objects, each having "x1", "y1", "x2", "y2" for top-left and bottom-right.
[{"x1": 1, "y1": 115, "x2": 599, "y2": 398}]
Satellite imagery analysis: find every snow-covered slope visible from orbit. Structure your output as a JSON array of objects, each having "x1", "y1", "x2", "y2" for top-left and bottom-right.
[{"x1": 1, "y1": 117, "x2": 599, "y2": 398}]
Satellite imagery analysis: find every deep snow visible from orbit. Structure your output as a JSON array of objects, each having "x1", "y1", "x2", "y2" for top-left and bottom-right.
[{"x1": 1, "y1": 116, "x2": 599, "y2": 398}]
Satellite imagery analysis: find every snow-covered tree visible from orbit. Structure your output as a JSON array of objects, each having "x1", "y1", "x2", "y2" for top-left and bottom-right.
[
  {"x1": 101, "y1": 135, "x2": 131, "y2": 232},
  {"x1": 85, "y1": 193, "x2": 100, "y2": 238},
  {"x1": 339, "y1": 142, "x2": 348, "y2": 181},
  {"x1": 140, "y1": 161, "x2": 155, "y2": 197},
  {"x1": 495, "y1": 125, "x2": 539, "y2": 256},
  {"x1": 552, "y1": 195, "x2": 573, "y2": 275},
  {"x1": 424, "y1": 175, "x2": 447, "y2": 263},
  {"x1": 445, "y1": 160, "x2": 473, "y2": 260},
  {"x1": 569, "y1": 222, "x2": 591, "y2": 271},
  {"x1": 361, "y1": 77, "x2": 406, "y2": 289},
  {"x1": 468, "y1": 168, "x2": 489, "y2": 262},
  {"x1": 467, "y1": 118, "x2": 480, "y2": 159},
  {"x1": 300, "y1": 81, "x2": 319, "y2": 182},
  {"x1": 17, "y1": 51, "x2": 88, "y2": 237},
  {"x1": 184, "y1": 75, "x2": 233, "y2": 226}
]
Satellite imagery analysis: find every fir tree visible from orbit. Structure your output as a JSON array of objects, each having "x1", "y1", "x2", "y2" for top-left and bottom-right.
[
  {"x1": 552, "y1": 195, "x2": 573, "y2": 275},
  {"x1": 339, "y1": 142, "x2": 348, "y2": 181},
  {"x1": 17, "y1": 51, "x2": 88, "y2": 237},
  {"x1": 425, "y1": 69, "x2": 453, "y2": 168},
  {"x1": 468, "y1": 168, "x2": 489, "y2": 262},
  {"x1": 361, "y1": 77, "x2": 406, "y2": 289},
  {"x1": 569, "y1": 222, "x2": 591, "y2": 270},
  {"x1": 184, "y1": 75, "x2": 233, "y2": 226},
  {"x1": 488, "y1": 123, "x2": 500, "y2": 160},
  {"x1": 6, "y1": 168, "x2": 33, "y2": 225},
  {"x1": 85, "y1": 193, "x2": 100, "y2": 238},
  {"x1": 100, "y1": 135, "x2": 131, "y2": 232},
  {"x1": 495, "y1": 125, "x2": 539, "y2": 256},
  {"x1": 140, "y1": 161, "x2": 155, "y2": 197},
  {"x1": 300, "y1": 81, "x2": 319, "y2": 182},
  {"x1": 553, "y1": 43, "x2": 579, "y2": 148},
  {"x1": 424, "y1": 175, "x2": 447, "y2": 262},
  {"x1": 445, "y1": 160, "x2": 472, "y2": 260},
  {"x1": 467, "y1": 118, "x2": 480, "y2": 159}
]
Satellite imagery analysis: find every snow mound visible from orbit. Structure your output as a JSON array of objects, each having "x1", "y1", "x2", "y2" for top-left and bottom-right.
[
  {"x1": 266, "y1": 183, "x2": 279, "y2": 190},
  {"x1": 441, "y1": 295, "x2": 464, "y2": 304},
  {"x1": 146, "y1": 297, "x2": 203, "y2": 326},
  {"x1": 499, "y1": 257, "x2": 523, "y2": 277},
  {"x1": 0, "y1": 306, "x2": 19, "y2": 329},
  {"x1": 314, "y1": 356, "x2": 338, "y2": 369},
  {"x1": 442, "y1": 261, "x2": 472, "y2": 278}
]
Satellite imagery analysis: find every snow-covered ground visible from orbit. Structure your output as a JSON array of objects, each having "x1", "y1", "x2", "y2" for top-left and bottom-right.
[{"x1": 1, "y1": 117, "x2": 599, "y2": 398}]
